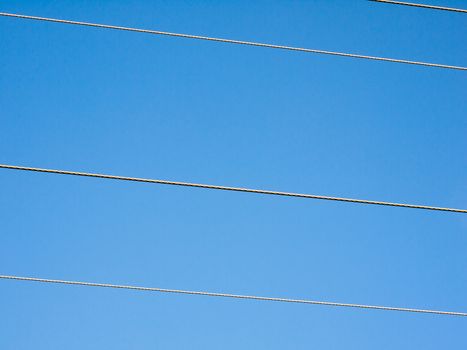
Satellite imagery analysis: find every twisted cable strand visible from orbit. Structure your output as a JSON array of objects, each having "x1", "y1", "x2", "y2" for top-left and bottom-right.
[
  {"x1": 370, "y1": 0, "x2": 467, "y2": 13},
  {"x1": 1, "y1": 275, "x2": 466, "y2": 316},
  {"x1": 0, "y1": 164, "x2": 466, "y2": 213},
  {"x1": 0, "y1": 12, "x2": 465, "y2": 71}
]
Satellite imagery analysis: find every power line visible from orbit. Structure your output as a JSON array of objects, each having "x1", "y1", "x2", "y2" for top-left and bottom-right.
[
  {"x1": 1, "y1": 274, "x2": 465, "y2": 317},
  {"x1": 0, "y1": 12, "x2": 465, "y2": 71},
  {"x1": 370, "y1": 0, "x2": 467, "y2": 13},
  {"x1": 1, "y1": 164, "x2": 466, "y2": 213}
]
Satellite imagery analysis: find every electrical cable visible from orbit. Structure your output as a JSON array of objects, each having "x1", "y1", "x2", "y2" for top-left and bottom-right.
[
  {"x1": 370, "y1": 0, "x2": 467, "y2": 13},
  {"x1": 0, "y1": 12, "x2": 465, "y2": 71},
  {"x1": 1, "y1": 164, "x2": 465, "y2": 213},
  {"x1": 1, "y1": 274, "x2": 466, "y2": 316}
]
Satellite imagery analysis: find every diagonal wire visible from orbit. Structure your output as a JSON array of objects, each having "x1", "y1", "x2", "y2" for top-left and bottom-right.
[
  {"x1": 370, "y1": 0, "x2": 467, "y2": 13},
  {"x1": 1, "y1": 275, "x2": 466, "y2": 317},
  {"x1": 0, "y1": 164, "x2": 466, "y2": 213},
  {"x1": 0, "y1": 12, "x2": 465, "y2": 71}
]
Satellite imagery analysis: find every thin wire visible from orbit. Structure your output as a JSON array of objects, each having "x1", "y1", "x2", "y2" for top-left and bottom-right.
[
  {"x1": 370, "y1": 0, "x2": 467, "y2": 13},
  {"x1": 1, "y1": 164, "x2": 466, "y2": 213},
  {"x1": 0, "y1": 12, "x2": 465, "y2": 71},
  {"x1": 1, "y1": 275, "x2": 466, "y2": 317}
]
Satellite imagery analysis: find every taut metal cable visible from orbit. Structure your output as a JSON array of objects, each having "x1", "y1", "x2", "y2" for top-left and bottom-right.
[
  {"x1": 1, "y1": 274, "x2": 466, "y2": 317},
  {"x1": 0, "y1": 12, "x2": 465, "y2": 71},
  {"x1": 1, "y1": 164, "x2": 466, "y2": 213},
  {"x1": 370, "y1": 0, "x2": 467, "y2": 13}
]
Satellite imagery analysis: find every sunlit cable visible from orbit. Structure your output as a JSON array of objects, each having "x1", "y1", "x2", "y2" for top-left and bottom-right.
[
  {"x1": 0, "y1": 12, "x2": 465, "y2": 71},
  {"x1": 1, "y1": 164, "x2": 465, "y2": 213},
  {"x1": 370, "y1": 0, "x2": 467, "y2": 13},
  {"x1": 1, "y1": 274, "x2": 466, "y2": 316}
]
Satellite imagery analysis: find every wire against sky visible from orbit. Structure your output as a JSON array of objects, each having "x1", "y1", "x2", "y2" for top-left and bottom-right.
[
  {"x1": 370, "y1": 0, "x2": 467, "y2": 13},
  {"x1": 0, "y1": 12, "x2": 465, "y2": 71},
  {"x1": 1, "y1": 274, "x2": 466, "y2": 317},
  {"x1": 1, "y1": 164, "x2": 466, "y2": 213}
]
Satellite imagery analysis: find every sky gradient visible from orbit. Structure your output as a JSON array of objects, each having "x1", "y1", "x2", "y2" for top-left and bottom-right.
[{"x1": 1, "y1": 1, "x2": 466, "y2": 348}]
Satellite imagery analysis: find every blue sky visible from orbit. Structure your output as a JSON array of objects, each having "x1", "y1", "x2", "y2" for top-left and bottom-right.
[{"x1": 1, "y1": 1, "x2": 466, "y2": 348}]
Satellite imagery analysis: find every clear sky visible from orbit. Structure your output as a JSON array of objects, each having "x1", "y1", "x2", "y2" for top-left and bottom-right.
[{"x1": 1, "y1": 1, "x2": 466, "y2": 348}]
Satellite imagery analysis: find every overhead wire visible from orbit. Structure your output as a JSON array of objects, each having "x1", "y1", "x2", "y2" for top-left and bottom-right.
[
  {"x1": 1, "y1": 164, "x2": 466, "y2": 213},
  {"x1": 1, "y1": 3, "x2": 466, "y2": 328},
  {"x1": 370, "y1": 0, "x2": 467, "y2": 13},
  {"x1": 0, "y1": 12, "x2": 465, "y2": 71},
  {"x1": 1, "y1": 275, "x2": 466, "y2": 317}
]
